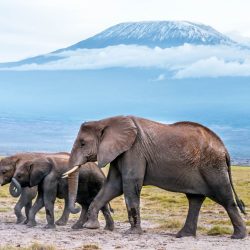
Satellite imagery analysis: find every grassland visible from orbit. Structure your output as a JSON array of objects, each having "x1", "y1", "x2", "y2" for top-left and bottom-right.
[
  {"x1": 0, "y1": 166, "x2": 249, "y2": 234},
  {"x1": 0, "y1": 166, "x2": 249, "y2": 249}
]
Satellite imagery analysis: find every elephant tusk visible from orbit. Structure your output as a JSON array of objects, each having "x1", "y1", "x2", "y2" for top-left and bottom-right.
[
  {"x1": 62, "y1": 165, "x2": 80, "y2": 178},
  {"x1": 61, "y1": 174, "x2": 68, "y2": 179}
]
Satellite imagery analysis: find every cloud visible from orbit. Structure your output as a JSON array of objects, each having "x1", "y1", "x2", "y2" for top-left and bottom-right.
[
  {"x1": 227, "y1": 31, "x2": 250, "y2": 46},
  {"x1": 2, "y1": 43, "x2": 250, "y2": 78},
  {"x1": 151, "y1": 74, "x2": 166, "y2": 81},
  {"x1": 174, "y1": 57, "x2": 250, "y2": 78}
]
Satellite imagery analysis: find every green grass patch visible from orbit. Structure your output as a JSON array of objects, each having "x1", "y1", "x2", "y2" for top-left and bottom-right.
[
  {"x1": 155, "y1": 219, "x2": 183, "y2": 230},
  {"x1": 207, "y1": 226, "x2": 232, "y2": 235},
  {"x1": 209, "y1": 219, "x2": 231, "y2": 225}
]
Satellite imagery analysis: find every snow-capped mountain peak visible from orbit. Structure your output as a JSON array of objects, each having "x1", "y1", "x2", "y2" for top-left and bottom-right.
[
  {"x1": 96, "y1": 21, "x2": 229, "y2": 42},
  {"x1": 66, "y1": 21, "x2": 236, "y2": 50}
]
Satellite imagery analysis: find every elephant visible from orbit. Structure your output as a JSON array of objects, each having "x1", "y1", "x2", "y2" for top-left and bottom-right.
[
  {"x1": 11, "y1": 155, "x2": 114, "y2": 230},
  {"x1": 0, "y1": 152, "x2": 58, "y2": 223},
  {"x1": 0, "y1": 152, "x2": 70, "y2": 224},
  {"x1": 64, "y1": 115, "x2": 247, "y2": 239}
]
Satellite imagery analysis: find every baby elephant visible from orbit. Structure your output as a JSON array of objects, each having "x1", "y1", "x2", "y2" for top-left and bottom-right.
[
  {"x1": 11, "y1": 155, "x2": 114, "y2": 230},
  {"x1": 0, "y1": 153, "x2": 41, "y2": 224},
  {"x1": 0, "y1": 152, "x2": 69, "y2": 224}
]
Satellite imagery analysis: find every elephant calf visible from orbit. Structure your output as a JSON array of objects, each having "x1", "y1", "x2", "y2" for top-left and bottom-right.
[
  {"x1": 11, "y1": 155, "x2": 114, "y2": 230},
  {"x1": 0, "y1": 152, "x2": 69, "y2": 224},
  {"x1": 0, "y1": 153, "x2": 41, "y2": 223}
]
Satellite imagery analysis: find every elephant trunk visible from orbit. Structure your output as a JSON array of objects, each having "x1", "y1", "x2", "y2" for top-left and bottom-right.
[
  {"x1": 9, "y1": 178, "x2": 22, "y2": 197},
  {"x1": 68, "y1": 169, "x2": 81, "y2": 214}
]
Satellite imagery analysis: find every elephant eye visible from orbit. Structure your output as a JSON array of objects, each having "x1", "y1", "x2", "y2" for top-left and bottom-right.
[
  {"x1": 16, "y1": 174, "x2": 22, "y2": 179},
  {"x1": 2, "y1": 170, "x2": 6, "y2": 174},
  {"x1": 80, "y1": 140, "x2": 85, "y2": 148}
]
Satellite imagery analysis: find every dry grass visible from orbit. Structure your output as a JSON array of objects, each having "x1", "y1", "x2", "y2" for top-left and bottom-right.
[
  {"x1": 0, "y1": 243, "x2": 56, "y2": 250},
  {"x1": 80, "y1": 244, "x2": 100, "y2": 250}
]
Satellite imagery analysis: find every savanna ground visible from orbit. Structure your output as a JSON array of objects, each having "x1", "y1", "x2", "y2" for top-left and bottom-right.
[{"x1": 0, "y1": 165, "x2": 249, "y2": 250}]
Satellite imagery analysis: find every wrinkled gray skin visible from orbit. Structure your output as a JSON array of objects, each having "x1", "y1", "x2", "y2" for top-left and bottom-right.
[
  {"x1": 11, "y1": 155, "x2": 114, "y2": 230},
  {"x1": 67, "y1": 116, "x2": 247, "y2": 239}
]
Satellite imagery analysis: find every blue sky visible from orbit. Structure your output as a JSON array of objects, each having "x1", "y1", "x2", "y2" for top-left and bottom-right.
[{"x1": 1, "y1": 0, "x2": 250, "y2": 63}]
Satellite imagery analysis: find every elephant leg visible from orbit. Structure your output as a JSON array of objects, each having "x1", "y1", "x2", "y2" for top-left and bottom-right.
[
  {"x1": 224, "y1": 201, "x2": 247, "y2": 239},
  {"x1": 121, "y1": 153, "x2": 145, "y2": 234},
  {"x1": 27, "y1": 191, "x2": 44, "y2": 227},
  {"x1": 209, "y1": 189, "x2": 246, "y2": 239},
  {"x1": 123, "y1": 179, "x2": 143, "y2": 234},
  {"x1": 101, "y1": 204, "x2": 114, "y2": 231},
  {"x1": 15, "y1": 187, "x2": 35, "y2": 224},
  {"x1": 84, "y1": 163, "x2": 123, "y2": 229},
  {"x1": 55, "y1": 198, "x2": 70, "y2": 226},
  {"x1": 14, "y1": 196, "x2": 25, "y2": 224},
  {"x1": 210, "y1": 194, "x2": 246, "y2": 239},
  {"x1": 203, "y1": 167, "x2": 247, "y2": 239},
  {"x1": 43, "y1": 183, "x2": 57, "y2": 229},
  {"x1": 176, "y1": 194, "x2": 205, "y2": 238},
  {"x1": 23, "y1": 187, "x2": 37, "y2": 224},
  {"x1": 24, "y1": 201, "x2": 32, "y2": 224},
  {"x1": 72, "y1": 205, "x2": 88, "y2": 229}
]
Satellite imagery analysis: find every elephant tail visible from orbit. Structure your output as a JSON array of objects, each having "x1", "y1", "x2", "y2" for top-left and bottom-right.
[
  {"x1": 108, "y1": 203, "x2": 114, "y2": 213},
  {"x1": 226, "y1": 152, "x2": 246, "y2": 214}
]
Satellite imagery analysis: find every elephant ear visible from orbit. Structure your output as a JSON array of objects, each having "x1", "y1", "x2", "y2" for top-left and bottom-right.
[
  {"x1": 1, "y1": 156, "x2": 20, "y2": 168},
  {"x1": 97, "y1": 116, "x2": 137, "y2": 168},
  {"x1": 30, "y1": 158, "x2": 53, "y2": 186}
]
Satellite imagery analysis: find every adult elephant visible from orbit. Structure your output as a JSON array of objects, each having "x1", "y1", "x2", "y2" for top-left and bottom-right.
[{"x1": 65, "y1": 116, "x2": 247, "y2": 239}]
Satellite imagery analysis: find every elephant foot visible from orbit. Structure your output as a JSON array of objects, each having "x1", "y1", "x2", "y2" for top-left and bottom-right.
[
  {"x1": 103, "y1": 214, "x2": 114, "y2": 231},
  {"x1": 23, "y1": 219, "x2": 29, "y2": 224},
  {"x1": 104, "y1": 223, "x2": 114, "y2": 231},
  {"x1": 71, "y1": 222, "x2": 84, "y2": 230},
  {"x1": 176, "y1": 229, "x2": 196, "y2": 238},
  {"x1": 55, "y1": 219, "x2": 67, "y2": 226},
  {"x1": 44, "y1": 224, "x2": 56, "y2": 229},
  {"x1": 83, "y1": 219, "x2": 100, "y2": 229},
  {"x1": 27, "y1": 220, "x2": 37, "y2": 227},
  {"x1": 124, "y1": 226, "x2": 143, "y2": 235},
  {"x1": 16, "y1": 215, "x2": 26, "y2": 224},
  {"x1": 231, "y1": 229, "x2": 247, "y2": 239}
]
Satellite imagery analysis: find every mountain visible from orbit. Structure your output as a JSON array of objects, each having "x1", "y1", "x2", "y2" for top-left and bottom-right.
[
  {"x1": 0, "y1": 21, "x2": 239, "y2": 68},
  {"x1": 62, "y1": 21, "x2": 236, "y2": 50},
  {"x1": 1, "y1": 21, "x2": 250, "y2": 164}
]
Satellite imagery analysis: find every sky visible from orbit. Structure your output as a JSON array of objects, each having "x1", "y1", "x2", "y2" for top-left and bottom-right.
[{"x1": 1, "y1": 0, "x2": 250, "y2": 63}]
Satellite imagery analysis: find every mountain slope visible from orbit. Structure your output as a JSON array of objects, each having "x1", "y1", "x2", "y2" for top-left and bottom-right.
[
  {"x1": 0, "y1": 20, "x2": 239, "y2": 68},
  {"x1": 62, "y1": 21, "x2": 236, "y2": 51}
]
